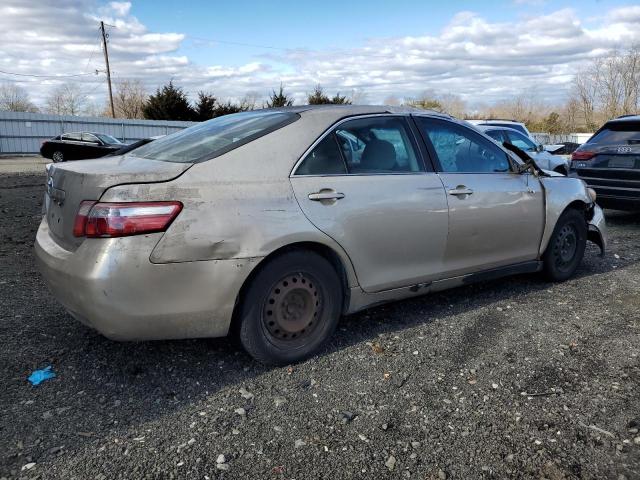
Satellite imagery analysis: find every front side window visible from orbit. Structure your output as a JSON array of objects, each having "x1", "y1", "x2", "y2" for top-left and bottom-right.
[
  {"x1": 505, "y1": 130, "x2": 537, "y2": 152},
  {"x1": 416, "y1": 119, "x2": 511, "y2": 173},
  {"x1": 295, "y1": 116, "x2": 422, "y2": 175},
  {"x1": 133, "y1": 111, "x2": 298, "y2": 163},
  {"x1": 82, "y1": 133, "x2": 100, "y2": 144},
  {"x1": 95, "y1": 134, "x2": 120, "y2": 144}
]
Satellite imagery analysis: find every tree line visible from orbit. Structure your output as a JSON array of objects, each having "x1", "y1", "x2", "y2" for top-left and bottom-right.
[
  {"x1": 1, "y1": 45, "x2": 637, "y2": 132},
  {"x1": 0, "y1": 81, "x2": 350, "y2": 121}
]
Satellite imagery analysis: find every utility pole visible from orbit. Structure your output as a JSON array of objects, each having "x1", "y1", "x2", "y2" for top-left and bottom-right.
[{"x1": 100, "y1": 21, "x2": 115, "y2": 118}]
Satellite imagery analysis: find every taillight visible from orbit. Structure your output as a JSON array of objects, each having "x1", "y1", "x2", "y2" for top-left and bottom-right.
[
  {"x1": 571, "y1": 150, "x2": 595, "y2": 161},
  {"x1": 73, "y1": 201, "x2": 96, "y2": 237},
  {"x1": 74, "y1": 201, "x2": 182, "y2": 238}
]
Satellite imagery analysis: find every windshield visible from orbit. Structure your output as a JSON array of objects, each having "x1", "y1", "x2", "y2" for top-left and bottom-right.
[
  {"x1": 132, "y1": 111, "x2": 299, "y2": 163},
  {"x1": 484, "y1": 122, "x2": 528, "y2": 136},
  {"x1": 505, "y1": 130, "x2": 537, "y2": 152},
  {"x1": 96, "y1": 134, "x2": 121, "y2": 144},
  {"x1": 588, "y1": 122, "x2": 640, "y2": 146}
]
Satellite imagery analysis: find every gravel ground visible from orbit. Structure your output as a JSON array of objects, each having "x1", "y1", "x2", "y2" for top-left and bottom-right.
[{"x1": 1, "y1": 173, "x2": 639, "y2": 480}]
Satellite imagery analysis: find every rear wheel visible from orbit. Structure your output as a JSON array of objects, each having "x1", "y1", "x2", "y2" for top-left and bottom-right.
[
  {"x1": 237, "y1": 251, "x2": 342, "y2": 365},
  {"x1": 543, "y1": 209, "x2": 587, "y2": 281},
  {"x1": 52, "y1": 151, "x2": 64, "y2": 163}
]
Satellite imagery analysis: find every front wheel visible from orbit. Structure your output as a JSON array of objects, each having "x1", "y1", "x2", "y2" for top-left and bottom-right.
[
  {"x1": 237, "y1": 251, "x2": 342, "y2": 365},
  {"x1": 543, "y1": 209, "x2": 587, "y2": 281},
  {"x1": 52, "y1": 151, "x2": 64, "y2": 163}
]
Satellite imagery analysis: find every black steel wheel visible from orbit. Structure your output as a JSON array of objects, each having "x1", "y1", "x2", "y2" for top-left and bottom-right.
[
  {"x1": 543, "y1": 208, "x2": 587, "y2": 281},
  {"x1": 237, "y1": 250, "x2": 342, "y2": 365}
]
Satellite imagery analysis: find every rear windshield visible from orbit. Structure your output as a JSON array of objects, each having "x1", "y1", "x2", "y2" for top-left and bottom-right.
[
  {"x1": 132, "y1": 111, "x2": 299, "y2": 163},
  {"x1": 588, "y1": 122, "x2": 640, "y2": 146}
]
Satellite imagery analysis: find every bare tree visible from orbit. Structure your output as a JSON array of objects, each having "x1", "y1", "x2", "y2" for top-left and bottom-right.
[
  {"x1": 569, "y1": 45, "x2": 640, "y2": 130},
  {"x1": 406, "y1": 91, "x2": 467, "y2": 118},
  {"x1": 0, "y1": 83, "x2": 38, "y2": 112},
  {"x1": 113, "y1": 79, "x2": 147, "y2": 119},
  {"x1": 45, "y1": 83, "x2": 87, "y2": 116},
  {"x1": 571, "y1": 67, "x2": 599, "y2": 130}
]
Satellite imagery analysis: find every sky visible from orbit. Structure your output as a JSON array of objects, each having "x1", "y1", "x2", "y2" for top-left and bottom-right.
[{"x1": 1, "y1": 0, "x2": 640, "y2": 109}]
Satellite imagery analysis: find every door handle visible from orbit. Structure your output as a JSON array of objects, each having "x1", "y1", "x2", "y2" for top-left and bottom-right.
[
  {"x1": 308, "y1": 190, "x2": 345, "y2": 201},
  {"x1": 447, "y1": 185, "x2": 473, "y2": 196}
]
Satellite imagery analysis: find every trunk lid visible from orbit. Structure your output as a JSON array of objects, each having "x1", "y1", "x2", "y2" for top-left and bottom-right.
[{"x1": 44, "y1": 155, "x2": 191, "y2": 250}]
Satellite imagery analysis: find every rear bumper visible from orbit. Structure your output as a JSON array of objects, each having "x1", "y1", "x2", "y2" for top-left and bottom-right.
[
  {"x1": 34, "y1": 218, "x2": 261, "y2": 341},
  {"x1": 587, "y1": 204, "x2": 607, "y2": 257},
  {"x1": 570, "y1": 170, "x2": 640, "y2": 211}
]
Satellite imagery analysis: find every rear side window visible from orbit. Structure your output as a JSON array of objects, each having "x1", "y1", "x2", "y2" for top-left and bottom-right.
[
  {"x1": 63, "y1": 133, "x2": 82, "y2": 141},
  {"x1": 132, "y1": 111, "x2": 299, "y2": 163},
  {"x1": 295, "y1": 134, "x2": 347, "y2": 175},
  {"x1": 295, "y1": 116, "x2": 422, "y2": 175},
  {"x1": 588, "y1": 122, "x2": 640, "y2": 146}
]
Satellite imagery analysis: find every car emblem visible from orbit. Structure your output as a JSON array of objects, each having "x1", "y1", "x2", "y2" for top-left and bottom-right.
[
  {"x1": 617, "y1": 146, "x2": 632, "y2": 154},
  {"x1": 46, "y1": 177, "x2": 65, "y2": 206}
]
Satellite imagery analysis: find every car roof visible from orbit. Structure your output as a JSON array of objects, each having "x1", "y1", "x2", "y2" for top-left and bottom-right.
[
  {"x1": 475, "y1": 125, "x2": 526, "y2": 135},
  {"x1": 255, "y1": 104, "x2": 452, "y2": 120},
  {"x1": 605, "y1": 115, "x2": 640, "y2": 126}
]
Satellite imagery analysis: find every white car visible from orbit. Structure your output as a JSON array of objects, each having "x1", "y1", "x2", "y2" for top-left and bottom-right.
[
  {"x1": 475, "y1": 125, "x2": 570, "y2": 175},
  {"x1": 466, "y1": 119, "x2": 533, "y2": 140}
]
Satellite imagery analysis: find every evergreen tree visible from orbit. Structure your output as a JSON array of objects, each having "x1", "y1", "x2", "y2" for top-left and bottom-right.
[
  {"x1": 213, "y1": 101, "x2": 250, "y2": 117},
  {"x1": 307, "y1": 84, "x2": 351, "y2": 105},
  {"x1": 330, "y1": 92, "x2": 351, "y2": 105},
  {"x1": 143, "y1": 81, "x2": 194, "y2": 121},
  {"x1": 194, "y1": 91, "x2": 217, "y2": 121},
  {"x1": 267, "y1": 83, "x2": 294, "y2": 108},
  {"x1": 307, "y1": 85, "x2": 331, "y2": 105}
]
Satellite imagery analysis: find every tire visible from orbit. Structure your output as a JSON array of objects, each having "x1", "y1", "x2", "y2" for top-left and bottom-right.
[
  {"x1": 52, "y1": 151, "x2": 64, "y2": 163},
  {"x1": 237, "y1": 251, "x2": 342, "y2": 365},
  {"x1": 543, "y1": 208, "x2": 587, "y2": 281}
]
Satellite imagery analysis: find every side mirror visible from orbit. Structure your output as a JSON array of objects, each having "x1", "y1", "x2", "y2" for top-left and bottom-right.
[{"x1": 537, "y1": 144, "x2": 544, "y2": 153}]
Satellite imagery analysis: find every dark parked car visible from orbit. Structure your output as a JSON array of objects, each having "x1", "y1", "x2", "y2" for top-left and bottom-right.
[
  {"x1": 570, "y1": 115, "x2": 640, "y2": 210},
  {"x1": 40, "y1": 132, "x2": 124, "y2": 162},
  {"x1": 108, "y1": 136, "x2": 164, "y2": 156}
]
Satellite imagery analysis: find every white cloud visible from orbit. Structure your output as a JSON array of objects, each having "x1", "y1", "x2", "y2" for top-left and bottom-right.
[{"x1": 0, "y1": 1, "x2": 639, "y2": 110}]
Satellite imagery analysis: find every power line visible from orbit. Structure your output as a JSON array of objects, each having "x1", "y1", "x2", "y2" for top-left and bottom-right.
[
  {"x1": 0, "y1": 69, "x2": 96, "y2": 78},
  {"x1": 185, "y1": 35, "x2": 409, "y2": 61}
]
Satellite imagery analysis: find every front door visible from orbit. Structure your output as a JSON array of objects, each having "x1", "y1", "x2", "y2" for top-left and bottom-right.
[
  {"x1": 290, "y1": 115, "x2": 449, "y2": 293},
  {"x1": 413, "y1": 117, "x2": 545, "y2": 276}
]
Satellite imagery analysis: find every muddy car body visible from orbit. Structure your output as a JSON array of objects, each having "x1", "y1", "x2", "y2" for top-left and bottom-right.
[{"x1": 35, "y1": 106, "x2": 606, "y2": 364}]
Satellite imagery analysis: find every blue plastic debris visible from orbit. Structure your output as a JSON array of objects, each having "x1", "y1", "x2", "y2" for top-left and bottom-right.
[{"x1": 28, "y1": 366, "x2": 56, "y2": 386}]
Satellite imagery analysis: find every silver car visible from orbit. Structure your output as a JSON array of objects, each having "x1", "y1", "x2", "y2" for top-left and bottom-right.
[{"x1": 35, "y1": 106, "x2": 606, "y2": 365}]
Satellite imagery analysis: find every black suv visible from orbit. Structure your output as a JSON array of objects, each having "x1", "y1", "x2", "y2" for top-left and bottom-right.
[{"x1": 570, "y1": 115, "x2": 640, "y2": 210}]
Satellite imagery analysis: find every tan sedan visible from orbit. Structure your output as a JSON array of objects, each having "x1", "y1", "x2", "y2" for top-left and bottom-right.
[{"x1": 35, "y1": 106, "x2": 606, "y2": 364}]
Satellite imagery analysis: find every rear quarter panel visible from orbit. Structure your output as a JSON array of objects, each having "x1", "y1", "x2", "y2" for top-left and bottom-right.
[{"x1": 99, "y1": 118, "x2": 362, "y2": 288}]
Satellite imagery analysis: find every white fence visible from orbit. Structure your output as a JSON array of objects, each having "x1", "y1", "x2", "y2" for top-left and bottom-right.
[
  {"x1": 531, "y1": 132, "x2": 594, "y2": 145},
  {"x1": 0, "y1": 111, "x2": 196, "y2": 154}
]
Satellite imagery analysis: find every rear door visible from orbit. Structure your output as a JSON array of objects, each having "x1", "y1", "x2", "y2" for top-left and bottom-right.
[
  {"x1": 290, "y1": 115, "x2": 449, "y2": 293},
  {"x1": 414, "y1": 117, "x2": 545, "y2": 276},
  {"x1": 61, "y1": 133, "x2": 84, "y2": 160}
]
